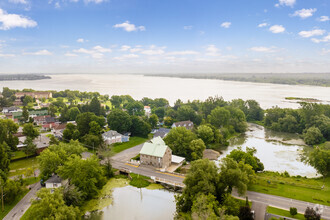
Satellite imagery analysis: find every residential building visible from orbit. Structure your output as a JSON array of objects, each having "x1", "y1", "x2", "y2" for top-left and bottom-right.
[
  {"x1": 45, "y1": 175, "x2": 65, "y2": 188},
  {"x1": 144, "y1": 106, "x2": 151, "y2": 117},
  {"x1": 171, "y1": 120, "x2": 194, "y2": 130},
  {"x1": 140, "y1": 137, "x2": 172, "y2": 169},
  {"x1": 2, "y1": 106, "x2": 22, "y2": 114},
  {"x1": 102, "y1": 130, "x2": 130, "y2": 145},
  {"x1": 15, "y1": 91, "x2": 52, "y2": 99},
  {"x1": 153, "y1": 128, "x2": 171, "y2": 139}
]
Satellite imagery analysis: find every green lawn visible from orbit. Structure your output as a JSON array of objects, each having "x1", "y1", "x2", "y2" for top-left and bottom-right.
[
  {"x1": 0, "y1": 189, "x2": 29, "y2": 219},
  {"x1": 110, "y1": 136, "x2": 150, "y2": 154},
  {"x1": 11, "y1": 151, "x2": 35, "y2": 160},
  {"x1": 9, "y1": 157, "x2": 39, "y2": 177},
  {"x1": 129, "y1": 173, "x2": 151, "y2": 188},
  {"x1": 267, "y1": 206, "x2": 305, "y2": 220},
  {"x1": 249, "y1": 172, "x2": 330, "y2": 206}
]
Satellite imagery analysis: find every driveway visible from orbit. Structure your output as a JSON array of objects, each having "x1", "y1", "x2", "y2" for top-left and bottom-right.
[
  {"x1": 111, "y1": 143, "x2": 144, "y2": 162},
  {"x1": 4, "y1": 182, "x2": 41, "y2": 220}
]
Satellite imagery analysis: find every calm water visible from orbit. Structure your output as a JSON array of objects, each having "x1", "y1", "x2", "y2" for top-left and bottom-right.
[
  {"x1": 218, "y1": 124, "x2": 318, "y2": 177},
  {"x1": 86, "y1": 186, "x2": 176, "y2": 220},
  {"x1": 1, "y1": 74, "x2": 330, "y2": 109}
]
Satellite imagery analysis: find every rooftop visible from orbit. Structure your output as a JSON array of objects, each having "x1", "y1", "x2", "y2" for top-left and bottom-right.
[
  {"x1": 140, "y1": 137, "x2": 169, "y2": 158},
  {"x1": 45, "y1": 175, "x2": 62, "y2": 184}
]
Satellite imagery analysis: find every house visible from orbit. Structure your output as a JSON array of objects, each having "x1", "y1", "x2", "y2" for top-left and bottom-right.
[
  {"x1": 140, "y1": 137, "x2": 172, "y2": 169},
  {"x1": 15, "y1": 91, "x2": 52, "y2": 99},
  {"x1": 45, "y1": 175, "x2": 65, "y2": 188},
  {"x1": 153, "y1": 128, "x2": 171, "y2": 139},
  {"x1": 171, "y1": 120, "x2": 194, "y2": 130},
  {"x1": 2, "y1": 106, "x2": 22, "y2": 114},
  {"x1": 144, "y1": 106, "x2": 151, "y2": 117},
  {"x1": 17, "y1": 134, "x2": 50, "y2": 154},
  {"x1": 52, "y1": 123, "x2": 67, "y2": 139},
  {"x1": 171, "y1": 155, "x2": 185, "y2": 166},
  {"x1": 102, "y1": 130, "x2": 129, "y2": 145}
]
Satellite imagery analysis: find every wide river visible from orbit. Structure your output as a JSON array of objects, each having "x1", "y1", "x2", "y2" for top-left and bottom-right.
[{"x1": 1, "y1": 74, "x2": 330, "y2": 109}]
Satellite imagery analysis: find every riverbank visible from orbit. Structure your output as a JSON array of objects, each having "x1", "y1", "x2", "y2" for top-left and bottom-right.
[{"x1": 249, "y1": 172, "x2": 330, "y2": 206}]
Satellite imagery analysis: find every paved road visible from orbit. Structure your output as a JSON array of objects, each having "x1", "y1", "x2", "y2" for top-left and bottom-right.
[
  {"x1": 111, "y1": 143, "x2": 144, "y2": 162},
  {"x1": 234, "y1": 191, "x2": 330, "y2": 220},
  {"x1": 251, "y1": 201, "x2": 267, "y2": 220},
  {"x1": 4, "y1": 182, "x2": 41, "y2": 220}
]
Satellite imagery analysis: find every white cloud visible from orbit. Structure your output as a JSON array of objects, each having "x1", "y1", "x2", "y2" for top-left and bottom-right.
[
  {"x1": 269, "y1": 25, "x2": 285, "y2": 33},
  {"x1": 249, "y1": 46, "x2": 278, "y2": 53},
  {"x1": 130, "y1": 47, "x2": 142, "y2": 53},
  {"x1": 278, "y1": 0, "x2": 296, "y2": 7},
  {"x1": 183, "y1": 25, "x2": 193, "y2": 30},
  {"x1": 258, "y1": 23, "x2": 268, "y2": 28},
  {"x1": 120, "y1": 45, "x2": 131, "y2": 51},
  {"x1": 93, "y1": 45, "x2": 111, "y2": 53},
  {"x1": 0, "y1": 53, "x2": 15, "y2": 57},
  {"x1": 77, "y1": 38, "x2": 86, "y2": 43},
  {"x1": 24, "y1": 50, "x2": 52, "y2": 56},
  {"x1": 167, "y1": 50, "x2": 199, "y2": 55},
  {"x1": 55, "y1": 2, "x2": 60, "y2": 8},
  {"x1": 84, "y1": 0, "x2": 107, "y2": 3},
  {"x1": 319, "y1": 16, "x2": 330, "y2": 22},
  {"x1": 8, "y1": 0, "x2": 28, "y2": 4},
  {"x1": 205, "y1": 45, "x2": 221, "y2": 56},
  {"x1": 141, "y1": 49, "x2": 165, "y2": 55},
  {"x1": 292, "y1": 8, "x2": 317, "y2": 19},
  {"x1": 64, "y1": 52, "x2": 78, "y2": 57},
  {"x1": 221, "y1": 22, "x2": 231, "y2": 28},
  {"x1": 113, "y1": 21, "x2": 145, "y2": 32},
  {"x1": 321, "y1": 48, "x2": 330, "y2": 55},
  {"x1": 311, "y1": 34, "x2": 330, "y2": 43},
  {"x1": 298, "y1": 29, "x2": 325, "y2": 38},
  {"x1": 114, "y1": 54, "x2": 139, "y2": 60},
  {"x1": 0, "y1": 8, "x2": 37, "y2": 30}
]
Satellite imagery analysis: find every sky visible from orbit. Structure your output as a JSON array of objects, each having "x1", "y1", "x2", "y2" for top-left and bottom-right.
[{"x1": 0, "y1": 0, "x2": 329, "y2": 74}]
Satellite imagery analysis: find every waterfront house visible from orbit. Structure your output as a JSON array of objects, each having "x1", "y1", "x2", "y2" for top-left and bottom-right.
[
  {"x1": 140, "y1": 137, "x2": 172, "y2": 169},
  {"x1": 171, "y1": 120, "x2": 194, "y2": 130}
]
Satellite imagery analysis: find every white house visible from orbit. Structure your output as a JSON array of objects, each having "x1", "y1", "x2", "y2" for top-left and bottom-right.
[
  {"x1": 102, "y1": 130, "x2": 129, "y2": 145},
  {"x1": 144, "y1": 106, "x2": 151, "y2": 117},
  {"x1": 171, "y1": 120, "x2": 194, "y2": 130},
  {"x1": 45, "y1": 175, "x2": 64, "y2": 188}
]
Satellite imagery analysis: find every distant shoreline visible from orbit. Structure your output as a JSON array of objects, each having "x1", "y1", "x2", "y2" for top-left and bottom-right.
[
  {"x1": 0, "y1": 74, "x2": 51, "y2": 81},
  {"x1": 144, "y1": 73, "x2": 330, "y2": 87}
]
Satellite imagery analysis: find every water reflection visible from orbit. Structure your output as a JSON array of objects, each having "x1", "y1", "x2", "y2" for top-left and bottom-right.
[
  {"x1": 218, "y1": 124, "x2": 318, "y2": 177},
  {"x1": 85, "y1": 186, "x2": 176, "y2": 220}
]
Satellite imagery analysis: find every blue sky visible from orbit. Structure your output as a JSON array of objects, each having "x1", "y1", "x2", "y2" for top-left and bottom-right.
[{"x1": 0, "y1": 0, "x2": 329, "y2": 73}]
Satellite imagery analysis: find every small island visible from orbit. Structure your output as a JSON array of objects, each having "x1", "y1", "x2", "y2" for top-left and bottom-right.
[{"x1": 0, "y1": 74, "x2": 51, "y2": 81}]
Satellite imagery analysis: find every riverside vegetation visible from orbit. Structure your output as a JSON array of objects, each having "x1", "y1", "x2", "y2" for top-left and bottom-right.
[{"x1": 0, "y1": 87, "x2": 329, "y2": 219}]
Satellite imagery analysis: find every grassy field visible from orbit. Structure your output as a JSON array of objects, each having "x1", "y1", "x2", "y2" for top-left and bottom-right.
[
  {"x1": 110, "y1": 136, "x2": 150, "y2": 154},
  {"x1": 9, "y1": 157, "x2": 39, "y2": 177},
  {"x1": 267, "y1": 206, "x2": 305, "y2": 220},
  {"x1": 129, "y1": 173, "x2": 151, "y2": 188},
  {"x1": 11, "y1": 151, "x2": 35, "y2": 160},
  {"x1": 249, "y1": 172, "x2": 330, "y2": 206},
  {"x1": 0, "y1": 189, "x2": 29, "y2": 219}
]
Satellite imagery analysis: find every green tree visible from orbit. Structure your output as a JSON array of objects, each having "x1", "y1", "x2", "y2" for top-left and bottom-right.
[
  {"x1": 110, "y1": 95, "x2": 122, "y2": 108},
  {"x1": 177, "y1": 106, "x2": 198, "y2": 123},
  {"x1": 89, "y1": 96, "x2": 102, "y2": 116},
  {"x1": 164, "y1": 127, "x2": 197, "y2": 161},
  {"x1": 126, "y1": 101, "x2": 144, "y2": 116},
  {"x1": 149, "y1": 114, "x2": 159, "y2": 128},
  {"x1": 245, "y1": 100, "x2": 264, "y2": 121},
  {"x1": 48, "y1": 104, "x2": 57, "y2": 117},
  {"x1": 107, "y1": 109, "x2": 132, "y2": 133},
  {"x1": 76, "y1": 112, "x2": 105, "y2": 136},
  {"x1": 22, "y1": 106, "x2": 29, "y2": 122},
  {"x1": 290, "y1": 207, "x2": 298, "y2": 217},
  {"x1": 190, "y1": 139, "x2": 206, "y2": 161},
  {"x1": 22, "y1": 95, "x2": 33, "y2": 106},
  {"x1": 208, "y1": 107, "x2": 230, "y2": 128},
  {"x1": 68, "y1": 107, "x2": 81, "y2": 121},
  {"x1": 58, "y1": 155, "x2": 106, "y2": 199},
  {"x1": 197, "y1": 125, "x2": 214, "y2": 145},
  {"x1": 191, "y1": 193, "x2": 220, "y2": 220},
  {"x1": 62, "y1": 185, "x2": 83, "y2": 207},
  {"x1": 23, "y1": 137, "x2": 37, "y2": 157},
  {"x1": 238, "y1": 205, "x2": 253, "y2": 220},
  {"x1": 0, "y1": 119, "x2": 19, "y2": 150},
  {"x1": 38, "y1": 141, "x2": 86, "y2": 177},
  {"x1": 130, "y1": 116, "x2": 151, "y2": 138},
  {"x1": 63, "y1": 123, "x2": 79, "y2": 142},
  {"x1": 0, "y1": 142, "x2": 10, "y2": 175},
  {"x1": 23, "y1": 123, "x2": 40, "y2": 139},
  {"x1": 303, "y1": 127, "x2": 324, "y2": 145},
  {"x1": 227, "y1": 147, "x2": 264, "y2": 172},
  {"x1": 306, "y1": 146, "x2": 329, "y2": 179},
  {"x1": 26, "y1": 188, "x2": 81, "y2": 220},
  {"x1": 304, "y1": 207, "x2": 321, "y2": 220}
]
